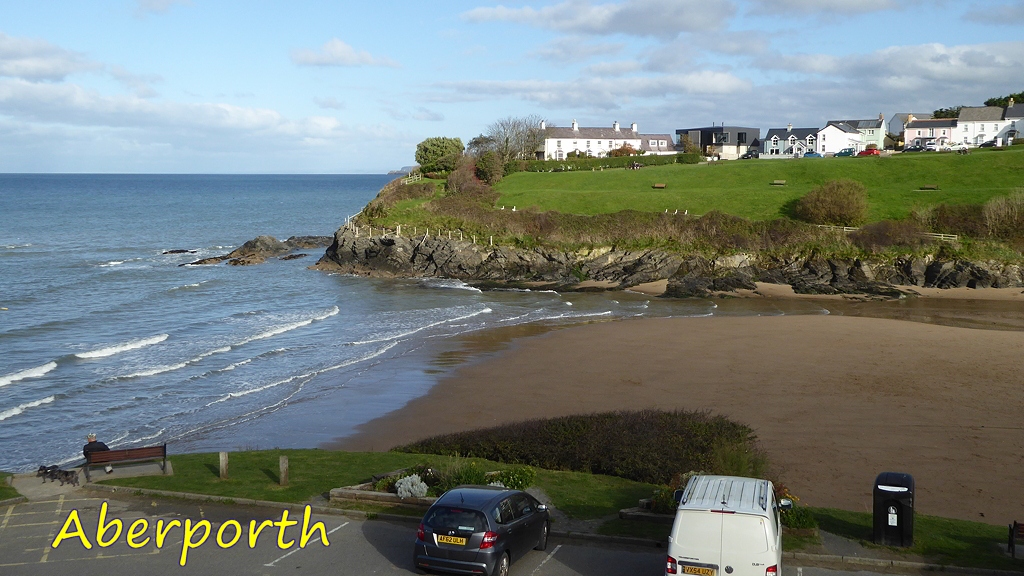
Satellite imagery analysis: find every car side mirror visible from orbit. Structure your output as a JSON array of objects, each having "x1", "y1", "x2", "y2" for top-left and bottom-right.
[
  {"x1": 537, "y1": 504, "x2": 548, "y2": 512},
  {"x1": 673, "y1": 489, "x2": 684, "y2": 504},
  {"x1": 779, "y1": 499, "x2": 793, "y2": 510}
]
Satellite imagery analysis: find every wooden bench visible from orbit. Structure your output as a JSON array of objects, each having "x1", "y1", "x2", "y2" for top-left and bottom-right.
[
  {"x1": 652, "y1": 183, "x2": 666, "y2": 189},
  {"x1": 770, "y1": 180, "x2": 786, "y2": 186},
  {"x1": 84, "y1": 444, "x2": 167, "y2": 482},
  {"x1": 1011, "y1": 521, "x2": 1024, "y2": 558},
  {"x1": 919, "y1": 184, "x2": 940, "y2": 190}
]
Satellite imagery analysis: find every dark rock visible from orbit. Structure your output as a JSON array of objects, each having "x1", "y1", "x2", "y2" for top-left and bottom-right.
[
  {"x1": 280, "y1": 253, "x2": 309, "y2": 261},
  {"x1": 163, "y1": 249, "x2": 197, "y2": 254}
]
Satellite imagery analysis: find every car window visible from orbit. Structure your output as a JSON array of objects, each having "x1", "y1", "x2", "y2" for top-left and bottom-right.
[
  {"x1": 424, "y1": 507, "x2": 488, "y2": 533},
  {"x1": 497, "y1": 499, "x2": 515, "y2": 524},
  {"x1": 511, "y1": 494, "x2": 533, "y2": 518}
]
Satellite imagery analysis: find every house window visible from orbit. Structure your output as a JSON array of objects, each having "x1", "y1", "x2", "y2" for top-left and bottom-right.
[
  {"x1": 659, "y1": 140, "x2": 666, "y2": 147},
  {"x1": 916, "y1": 130, "x2": 921, "y2": 136},
  {"x1": 964, "y1": 125, "x2": 968, "y2": 132},
  {"x1": 597, "y1": 141, "x2": 602, "y2": 146},
  {"x1": 980, "y1": 125, "x2": 985, "y2": 132},
  {"x1": 557, "y1": 140, "x2": 561, "y2": 148},
  {"x1": 649, "y1": 140, "x2": 656, "y2": 146},
  {"x1": 737, "y1": 132, "x2": 747, "y2": 144},
  {"x1": 929, "y1": 128, "x2": 934, "y2": 137},
  {"x1": 772, "y1": 136, "x2": 779, "y2": 145},
  {"x1": 868, "y1": 130, "x2": 874, "y2": 135},
  {"x1": 822, "y1": 134, "x2": 826, "y2": 141},
  {"x1": 788, "y1": 136, "x2": 796, "y2": 144}
]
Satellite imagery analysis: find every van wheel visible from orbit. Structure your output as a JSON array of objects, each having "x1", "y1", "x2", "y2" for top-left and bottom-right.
[
  {"x1": 490, "y1": 552, "x2": 509, "y2": 576},
  {"x1": 535, "y1": 522, "x2": 549, "y2": 551}
]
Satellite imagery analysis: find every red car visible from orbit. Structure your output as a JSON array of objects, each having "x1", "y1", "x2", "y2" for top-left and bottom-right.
[{"x1": 857, "y1": 149, "x2": 880, "y2": 156}]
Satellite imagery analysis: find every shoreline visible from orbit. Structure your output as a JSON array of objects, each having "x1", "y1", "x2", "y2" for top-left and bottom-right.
[{"x1": 329, "y1": 312, "x2": 1024, "y2": 525}]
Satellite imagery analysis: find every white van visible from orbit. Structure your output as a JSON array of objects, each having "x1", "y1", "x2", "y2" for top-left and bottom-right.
[{"x1": 665, "y1": 475, "x2": 791, "y2": 576}]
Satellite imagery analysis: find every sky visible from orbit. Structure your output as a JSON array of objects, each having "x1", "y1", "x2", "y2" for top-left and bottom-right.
[{"x1": 1, "y1": 0, "x2": 1022, "y2": 173}]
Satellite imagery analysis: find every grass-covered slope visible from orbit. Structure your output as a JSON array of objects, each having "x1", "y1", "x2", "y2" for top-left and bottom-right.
[{"x1": 495, "y1": 148, "x2": 1024, "y2": 222}]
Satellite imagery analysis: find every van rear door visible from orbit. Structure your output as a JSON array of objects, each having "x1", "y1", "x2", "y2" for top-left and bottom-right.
[
  {"x1": 720, "y1": 513, "x2": 770, "y2": 576},
  {"x1": 671, "y1": 510, "x2": 722, "y2": 575}
]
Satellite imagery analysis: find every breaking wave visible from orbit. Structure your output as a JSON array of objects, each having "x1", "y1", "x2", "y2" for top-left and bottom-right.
[
  {"x1": 0, "y1": 396, "x2": 56, "y2": 421},
  {"x1": 75, "y1": 334, "x2": 169, "y2": 359},
  {"x1": 0, "y1": 361, "x2": 57, "y2": 388}
]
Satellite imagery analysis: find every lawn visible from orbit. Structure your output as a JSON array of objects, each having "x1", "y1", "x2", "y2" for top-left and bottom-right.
[
  {"x1": 0, "y1": 472, "x2": 20, "y2": 501},
  {"x1": 495, "y1": 147, "x2": 1024, "y2": 222}
]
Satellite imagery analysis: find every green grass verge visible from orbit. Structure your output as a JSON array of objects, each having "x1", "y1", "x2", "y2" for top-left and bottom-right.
[
  {"x1": 0, "y1": 471, "x2": 20, "y2": 501},
  {"x1": 812, "y1": 507, "x2": 1023, "y2": 572},
  {"x1": 495, "y1": 147, "x2": 1024, "y2": 222},
  {"x1": 534, "y1": 469, "x2": 659, "y2": 520}
]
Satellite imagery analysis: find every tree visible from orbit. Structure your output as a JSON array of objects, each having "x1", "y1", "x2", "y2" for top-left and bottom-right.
[
  {"x1": 932, "y1": 106, "x2": 962, "y2": 119},
  {"x1": 475, "y1": 151, "x2": 503, "y2": 185},
  {"x1": 679, "y1": 135, "x2": 700, "y2": 154},
  {"x1": 985, "y1": 91, "x2": 1024, "y2": 107},
  {"x1": 415, "y1": 137, "x2": 464, "y2": 173},
  {"x1": 485, "y1": 115, "x2": 546, "y2": 165},
  {"x1": 466, "y1": 134, "x2": 494, "y2": 157}
]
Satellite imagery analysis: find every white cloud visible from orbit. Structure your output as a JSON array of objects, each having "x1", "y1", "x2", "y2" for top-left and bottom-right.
[
  {"x1": 134, "y1": 0, "x2": 191, "y2": 17},
  {"x1": 314, "y1": 96, "x2": 346, "y2": 110},
  {"x1": 464, "y1": 0, "x2": 735, "y2": 38},
  {"x1": 0, "y1": 33, "x2": 100, "y2": 81},
  {"x1": 582, "y1": 60, "x2": 642, "y2": 76},
  {"x1": 529, "y1": 37, "x2": 624, "y2": 62},
  {"x1": 748, "y1": 0, "x2": 901, "y2": 15},
  {"x1": 290, "y1": 39, "x2": 399, "y2": 68},
  {"x1": 964, "y1": 1, "x2": 1024, "y2": 25},
  {"x1": 412, "y1": 107, "x2": 444, "y2": 121}
]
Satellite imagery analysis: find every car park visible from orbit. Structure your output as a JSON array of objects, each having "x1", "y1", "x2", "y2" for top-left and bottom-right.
[
  {"x1": 857, "y1": 149, "x2": 880, "y2": 156},
  {"x1": 666, "y1": 475, "x2": 791, "y2": 576},
  {"x1": 801, "y1": 151, "x2": 822, "y2": 158},
  {"x1": 835, "y1": 148, "x2": 856, "y2": 157},
  {"x1": 414, "y1": 485, "x2": 550, "y2": 576}
]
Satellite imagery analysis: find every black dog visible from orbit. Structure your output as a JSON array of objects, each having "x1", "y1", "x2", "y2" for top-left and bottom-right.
[
  {"x1": 36, "y1": 465, "x2": 59, "y2": 483},
  {"x1": 55, "y1": 469, "x2": 79, "y2": 487}
]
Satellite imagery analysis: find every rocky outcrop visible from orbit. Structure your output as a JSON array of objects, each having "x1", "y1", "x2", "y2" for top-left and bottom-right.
[
  {"x1": 185, "y1": 235, "x2": 332, "y2": 266},
  {"x1": 313, "y1": 228, "x2": 1024, "y2": 297}
]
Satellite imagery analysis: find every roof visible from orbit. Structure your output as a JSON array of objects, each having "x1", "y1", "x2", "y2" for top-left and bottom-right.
[
  {"x1": 894, "y1": 112, "x2": 933, "y2": 124},
  {"x1": 675, "y1": 126, "x2": 759, "y2": 134},
  {"x1": 958, "y1": 106, "x2": 1005, "y2": 122},
  {"x1": 1004, "y1": 104, "x2": 1024, "y2": 119},
  {"x1": 830, "y1": 118, "x2": 883, "y2": 130},
  {"x1": 639, "y1": 134, "x2": 676, "y2": 152},
  {"x1": 906, "y1": 118, "x2": 957, "y2": 129},
  {"x1": 823, "y1": 122, "x2": 859, "y2": 134},
  {"x1": 677, "y1": 475, "x2": 773, "y2": 516},
  {"x1": 435, "y1": 486, "x2": 512, "y2": 509},
  {"x1": 765, "y1": 127, "x2": 818, "y2": 140},
  {"x1": 544, "y1": 126, "x2": 639, "y2": 140}
]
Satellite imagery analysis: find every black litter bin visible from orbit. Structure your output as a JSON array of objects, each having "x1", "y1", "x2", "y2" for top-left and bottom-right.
[{"x1": 873, "y1": 472, "x2": 914, "y2": 547}]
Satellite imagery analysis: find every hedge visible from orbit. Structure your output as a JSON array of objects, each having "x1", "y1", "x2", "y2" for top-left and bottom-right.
[{"x1": 524, "y1": 153, "x2": 701, "y2": 172}]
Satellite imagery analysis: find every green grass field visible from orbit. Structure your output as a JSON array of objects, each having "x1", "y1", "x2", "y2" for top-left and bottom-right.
[
  {"x1": 495, "y1": 147, "x2": 1024, "y2": 222},
  {"x1": 0, "y1": 471, "x2": 19, "y2": 501}
]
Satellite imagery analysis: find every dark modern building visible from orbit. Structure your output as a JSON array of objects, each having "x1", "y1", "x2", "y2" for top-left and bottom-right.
[{"x1": 675, "y1": 125, "x2": 760, "y2": 159}]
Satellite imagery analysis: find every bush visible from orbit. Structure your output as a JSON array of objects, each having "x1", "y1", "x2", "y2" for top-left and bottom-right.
[
  {"x1": 475, "y1": 152, "x2": 503, "y2": 185},
  {"x1": 395, "y1": 409, "x2": 759, "y2": 485},
  {"x1": 447, "y1": 157, "x2": 492, "y2": 197},
  {"x1": 793, "y1": 180, "x2": 868, "y2": 226},
  {"x1": 416, "y1": 137, "x2": 464, "y2": 173},
  {"x1": 849, "y1": 220, "x2": 926, "y2": 252},
  {"x1": 711, "y1": 440, "x2": 769, "y2": 478},
  {"x1": 915, "y1": 203, "x2": 986, "y2": 237},
  {"x1": 982, "y1": 190, "x2": 1024, "y2": 239},
  {"x1": 780, "y1": 506, "x2": 818, "y2": 529},
  {"x1": 433, "y1": 457, "x2": 488, "y2": 493}
]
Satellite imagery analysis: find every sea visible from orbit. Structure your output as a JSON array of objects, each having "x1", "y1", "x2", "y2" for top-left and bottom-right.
[{"x1": 1, "y1": 174, "x2": 1020, "y2": 473}]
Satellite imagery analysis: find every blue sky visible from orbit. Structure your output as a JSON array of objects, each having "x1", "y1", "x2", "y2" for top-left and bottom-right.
[{"x1": 1, "y1": 0, "x2": 1022, "y2": 173}]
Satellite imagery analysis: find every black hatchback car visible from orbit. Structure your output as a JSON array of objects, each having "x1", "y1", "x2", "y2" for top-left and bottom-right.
[{"x1": 413, "y1": 485, "x2": 550, "y2": 576}]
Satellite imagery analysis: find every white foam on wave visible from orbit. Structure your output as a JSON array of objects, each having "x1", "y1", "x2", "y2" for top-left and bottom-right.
[
  {"x1": 3, "y1": 243, "x2": 33, "y2": 249},
  {"x1": 237, "y1": 306, "x2": 340, "y2": 346},
  {"x1": 169, "y1": 281, "x2": 207, "y2": 292},
  {"x1": 206, "y1": 341, "x2": 399, "y2": 406},
  {"x1": 75, "y1": 334, "x2": 169, "y2": 359},
  {"x1": 129, "y1": 428, "x2": 166, "y2": 444},
  {"x1": 347, "y1": 307, "x2": 492, "y2": 346},
  {"x1": 0, "y1": 361, "x2": 57, "y2": 388},
  {"x1": 0, "y1": 395, "x2": 56, "y2": 422},
  {"x1": 419, "y1": 279, "x2": 483, "y2": 293},
  {"x1": 117, "y1": 344, "x2": 234, "y2": 379}
]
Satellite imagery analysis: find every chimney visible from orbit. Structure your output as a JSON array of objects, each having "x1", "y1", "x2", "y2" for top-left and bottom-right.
[
  {"x1": 571, "y1": 119, "x2": 578, "y2": 131},
  {"x1": 540, "y1": 120, "x2": 546, "y2": 130},
  {"x1": 787, "y1": 123, "x2": 792, "y2": 133},
  {"x1": 1010, "y1": 97, "x2": 1016, "y2": 108},
  {"x1": 613, "y1": 121, "x2": 620, "y2": 132},
  {"x1": 631, "y1": 122, "x2": 637, "y2": 132},
  {"x1": 879, "y1": 112, "x2": 884, "y2": 121}
]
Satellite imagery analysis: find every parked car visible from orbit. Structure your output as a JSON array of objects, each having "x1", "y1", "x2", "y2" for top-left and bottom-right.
[
  {"x1": 902, "y1": 145, "x2": 925, "y2": 152},
  {"x1": 414, "y1": 486, "x2": 550, "y2": 576},
  {"x1": 979, "y1": 140, "x2": 998, "y2": 148},
  {"x1": 835, "y1": 148, "x2": 856, "y2": 157},
  {"x1": 802, "y1": 151, "x2": 823, "y2": 158},
  {"x1": 857, "y1": 149, "x2": 880, "y2": 156},
  {"x1": 924, "y1": 142, "x2": 938, "y2": 151},
  {"x1": 943, "y1": 142, "x2": 970, "y2": 152},
  {"x1": 667, "y1": 475, "x2": 792, "y2": 576},
  {"x1": 739, "y1": 150, "x2": 759, "y2": 160}
]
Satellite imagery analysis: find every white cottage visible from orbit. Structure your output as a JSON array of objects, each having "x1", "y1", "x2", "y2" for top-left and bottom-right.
[{"x1": 536, "y1": 120, "x2": 674, "y2": 160}]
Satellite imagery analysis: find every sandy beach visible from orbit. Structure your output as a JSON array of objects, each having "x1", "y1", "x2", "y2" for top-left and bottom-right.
[{"x1": 335, "y1": 312, "x2": 1024, "y2": 524}]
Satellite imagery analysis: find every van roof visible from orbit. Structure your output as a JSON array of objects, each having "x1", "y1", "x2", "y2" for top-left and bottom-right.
[{"x1": 677, "y1": 475, "x2": 773, "y2": 515}]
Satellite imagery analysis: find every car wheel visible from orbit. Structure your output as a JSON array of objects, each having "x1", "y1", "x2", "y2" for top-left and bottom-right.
[
  {"x1": 491, "y1": 551, "x2": 510, "y2": 576},
  {"x1": 535, "y1": 522, "x2": 549, "y2": 551}
]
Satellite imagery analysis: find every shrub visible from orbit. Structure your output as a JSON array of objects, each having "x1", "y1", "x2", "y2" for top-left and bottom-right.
[
  {"x1": 446, "y1": 157, "x2": 492, "y2": 197},
  {"x1": 503, "y1": 160, "x2": 527, "y2": 176},
  {"x1": 982, "y1": 190, "x2": 1024, "y2": 239},
  {"x1": 711, "y1": 439, "x2": 769, "y2": 478},
  {"x1": 792, "y1": 180, "x2": 868, "y2": 226},
  {"x1": 494, "y1": 466, "x2": 535, "y2": 490},
  {"x1": 780, "y1": 506, "x2": 818, "y2": 529},
  {"x1": 914, "y1": 203, "x2": 986, "y2": 237},
  {"x1": 475, "y1": 151, "x2": 503, "y2": 185},
  {"x1": 849, "y1": 220, "x2": 926, "y2": 252},
  {"x1": 395, "y1": 409, "x2": 759, "y2": 485},
  {"x1": 433, "y1": 457, "x2": 488, "y2": 493},
  {"x1": 396, "y1": 474, "x2": 429, "y2": 498},
  {"x1": 416, "y1": 137, "x2": 464, "y2": 173}
]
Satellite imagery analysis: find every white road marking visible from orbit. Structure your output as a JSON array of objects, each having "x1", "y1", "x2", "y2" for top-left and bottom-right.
[
  {"x1": 263, "y1": 521, "x2": 348, "y2": 567},
  {"x1": 39, "y1": 494, "x2": 64, "y2": 563},
  {"x1": 531, "y1": 544, "x2": 562, "y2": 575}
]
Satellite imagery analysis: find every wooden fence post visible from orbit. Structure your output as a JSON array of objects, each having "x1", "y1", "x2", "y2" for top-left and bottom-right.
[
  {"x1": 279, "y1": 455, "x2": 289, "y2": 487},
  {"x1": 219, "y1": 452, "x2": 228, "y2": 479}
]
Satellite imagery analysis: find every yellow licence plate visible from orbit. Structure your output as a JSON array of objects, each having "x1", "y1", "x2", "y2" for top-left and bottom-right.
[
  {"x1": 682, "y1": 566, "x2": 715, "y2": 576},
  {"x1": 436, "y1": 535, "x2": 467, "y2": 546}
]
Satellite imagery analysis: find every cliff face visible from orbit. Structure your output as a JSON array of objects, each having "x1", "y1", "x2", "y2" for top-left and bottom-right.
[{"x1": 315, "y1": 228, "x2": 1024, "y2": 296}]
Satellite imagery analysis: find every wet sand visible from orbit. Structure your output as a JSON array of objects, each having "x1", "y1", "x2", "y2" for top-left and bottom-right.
[{"x1": 333, "y1": 312, "x2": 1024, "y2": 524}]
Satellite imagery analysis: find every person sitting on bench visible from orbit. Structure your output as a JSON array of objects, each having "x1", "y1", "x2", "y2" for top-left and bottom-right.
[{"x1": 83, "y1": 433, "x2": 113, "y2": 474}]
